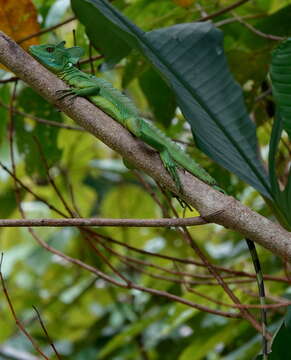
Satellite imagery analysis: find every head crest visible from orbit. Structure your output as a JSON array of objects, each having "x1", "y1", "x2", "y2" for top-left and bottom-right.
[
  {"x1": 56, "y1": 41, "x2": 66, "y2": 48},
  {"x1": 67, "y1": 46, "x2": 85, "y2": 64}
]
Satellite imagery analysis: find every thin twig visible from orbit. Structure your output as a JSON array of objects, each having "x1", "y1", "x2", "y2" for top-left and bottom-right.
[
  {"x1": 215, "y1": 13, "x2": 267, "y2": 27},
  {"x1": 0, "y1": 76, "x2": 18, "y2": 84},
  {"x1": 0, "y1": 215, "x2": 214, "y2": 227},
  {"x1": 26, "y1": 231, "x2": 240, "y2": 318},
  {"x1": 96, "y1": 236, "x2": 256, "y2": 284},
  {"x1": 82, "y1": 232, "x2": 132, "y2": 286},
  {"x1": 60, "y1": 168, "x2": 82, "y2": 216},
  {"x1": 133, "y1": 170, "x2": 170, "y2": 217},
  {"x1": 33, "y1": 136, "x2": 77, "y2": 217},
  {"x1": 0, "y1": 99, "x2": 84, "y2": 130},
  {"x1": 18, "y1": 17, "x2": 76, "y2": 44},
  {"x1": 158, "y1": 187, "x2": 270, "y2": 338},
  {"x1": 231, "y1": 11, "x2": 285, "y2": 41},
  {"x1": 197, "y1": 0, "x2": 251, "y2": 22},
  {"x1": 255, "y1": 88, "x2": 272, "y2": 103},
  {"x1": 95, "y1": 232, "x2": 290, "y2": 284},
  {"x1": 0, "y1": 160, "x2": 68, "y2": 217},
  {"x1": 33, "y1": 306, "x2": 62, "y2": 360},
  {"x1": 185, "y1": 283, "x2": 291, "y2": 309}
]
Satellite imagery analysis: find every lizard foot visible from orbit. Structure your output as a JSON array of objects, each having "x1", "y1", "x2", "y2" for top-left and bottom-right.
[{"x1": 160, "y1": 150, "x2": 181, "y2": 193}]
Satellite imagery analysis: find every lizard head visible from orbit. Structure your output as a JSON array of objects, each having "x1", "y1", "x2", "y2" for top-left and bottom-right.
[{"x1": 29, "y1": 41, "x2": 85, "y2": 73}]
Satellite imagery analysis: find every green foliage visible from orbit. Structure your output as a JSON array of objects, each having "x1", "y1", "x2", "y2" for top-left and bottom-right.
[
  {"x1": 15, "y1": 87, "x2": 62, "y2": 176},
  {"x1": 0, "y1": 185, "x2": 20, "y2": 218}
]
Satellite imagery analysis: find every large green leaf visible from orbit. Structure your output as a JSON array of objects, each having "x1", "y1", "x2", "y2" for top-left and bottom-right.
[
  {"x1": 270, "y1": 38, "x2": 291, "y2": 139},
  {"x1": 71, "y1": 0, "x2": 271, "y2": 198},
  {"x1": 269, "y1": 41, "x2": 291, "y2": 228}
]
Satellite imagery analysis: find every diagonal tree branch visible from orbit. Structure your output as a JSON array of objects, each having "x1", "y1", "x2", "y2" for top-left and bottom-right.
[{"x1": 0, "y1": 31, "x2": 290, "y2": 260}]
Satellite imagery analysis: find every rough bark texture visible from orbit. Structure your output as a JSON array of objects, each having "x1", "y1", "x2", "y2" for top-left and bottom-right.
[{"x1": 0, "y1": 32, "x2": 290, "y2": 259}]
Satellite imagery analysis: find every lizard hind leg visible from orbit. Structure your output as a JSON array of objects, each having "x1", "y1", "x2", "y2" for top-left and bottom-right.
[{"x1": 160, "y1": 149, "x2": 181, "y2": 192}]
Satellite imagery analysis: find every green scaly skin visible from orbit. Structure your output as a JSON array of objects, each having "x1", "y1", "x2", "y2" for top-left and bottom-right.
[
  {"x1": 29, "y1": 41, "x2": 223, "y2": 193},
  {"x1": 29, "y1": 42, "x2": 269, "y2": 356}
]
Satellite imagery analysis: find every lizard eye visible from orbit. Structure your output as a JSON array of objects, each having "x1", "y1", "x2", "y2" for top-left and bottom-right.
[{"x1": 46, "y1": 47, "x2": 55, "y2": 53}]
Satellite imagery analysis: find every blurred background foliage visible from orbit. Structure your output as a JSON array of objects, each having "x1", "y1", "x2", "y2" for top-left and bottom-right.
[{"x1": 0, "y1": 0, "x2": 291, "y2": 359}]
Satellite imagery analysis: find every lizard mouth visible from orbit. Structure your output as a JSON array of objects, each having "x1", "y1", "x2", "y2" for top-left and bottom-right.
[
  {"x1": 28, "y1": 45, "x2": 35, "y2": 53},
  {"x1": 28, "y1": 45, "x2": 38, "y2": 58}
]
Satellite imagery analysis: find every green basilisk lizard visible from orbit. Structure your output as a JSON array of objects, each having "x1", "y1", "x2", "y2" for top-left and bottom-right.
[
  {"x1": 29, "y1": 41, "x2": 223, "y2": 194},
  {"x1": 29, "y1": 42, "x2": 269, "y2": 355}
]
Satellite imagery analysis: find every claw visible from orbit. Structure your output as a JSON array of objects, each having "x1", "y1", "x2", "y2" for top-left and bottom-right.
[
  {"x1": 174, "y1": 196, "x2": 193, "y2": 211},
  {"x1": 56, "y1": 89, "x2": 76, "y2": 101},
  {"x1": 160, "y1": 150, "x2": 181, "y2": 192},
  {"x1": 167, "y1": 164, "x2": 181, "y2": 192},
  {"x1": 56, "y1": 89, "x2": 72, "y2": 94}
]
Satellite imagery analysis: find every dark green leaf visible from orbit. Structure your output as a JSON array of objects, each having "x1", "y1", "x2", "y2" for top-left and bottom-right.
[
  {"x1": 139, "y1": 67, "x2": 176, "y2": 127},
  {"x1": 268, "y1": 320, "x2": 291, "y2": 359},
  {"x1": 284, "y1": 305, "x2": 291, "y2": 330},
  {"x1": 15, "y1": 87, "x2": 62, "y2": 176},
  {"x1": 121, "y1": 51, "x2": 145, "y2": 88},
  {"x1": 0, "y1": 84, "x2": 9, "y2": 143},
  {"x1": 0, "y1": 186, "x2": 19, "y2": 218},
  {"x1": 269, "y1": 43, "x2": 291, "y2": 227},
  {"x1": 270, "y1": 38, "x2": 291, "y2": 139},
  {"x1": 71, "y1": 0, "x2": 136, "y2": 67},
  {"x1": 256, "y1": 5, "x2": 291, "y2": 39},
  {"x1": 268, "y1": 112, "x2": 282, "y2": 197}
]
